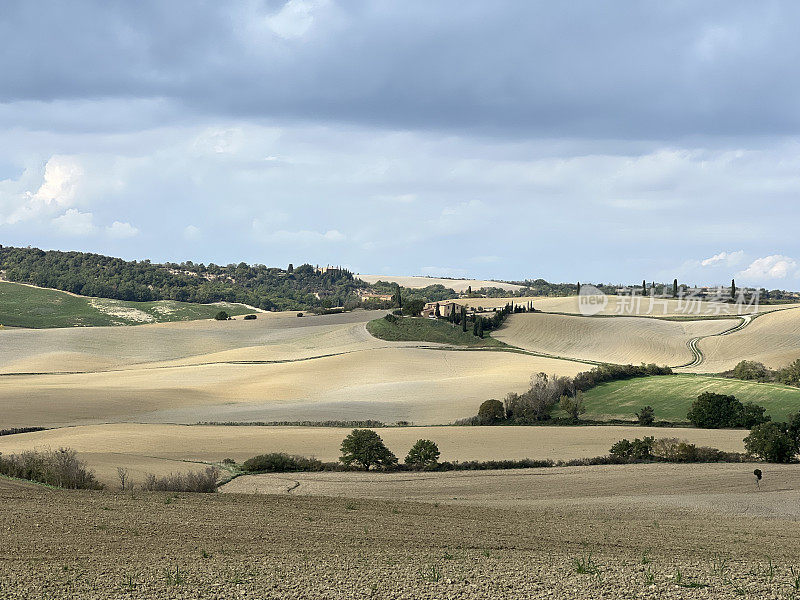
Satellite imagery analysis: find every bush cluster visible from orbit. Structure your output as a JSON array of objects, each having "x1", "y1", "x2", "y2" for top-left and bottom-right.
[
  {"x1": 686, "y1": 392, "x2": 770, "y2": 428},
  {"x1": 725, "y1": 359, "x2": 800, "y2": 387},
  {"x1": 0, "y1": 448, "x2": 103, "y2": 489},
  {"x1": 0, "y1": 427, "x2": 47, "y2": 437},
  {"x1": 242, "y1": 453, "x2": 323, "y2": 473},
  {"x1": 141, "y1": 467, "x2": 219, "y2": 492}
]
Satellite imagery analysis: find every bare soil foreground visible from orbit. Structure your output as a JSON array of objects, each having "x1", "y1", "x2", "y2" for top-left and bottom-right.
[
  {"x1": 0, "y1": 424, "x2": 748, "y2": 486},
  {"x1": 4, "y1": 473, "x2": 800, "y2": 599}
]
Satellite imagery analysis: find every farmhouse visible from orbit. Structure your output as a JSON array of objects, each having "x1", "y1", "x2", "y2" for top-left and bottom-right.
[{"x1": 421, "y1": 301, "x2": 458, "y2": 318}]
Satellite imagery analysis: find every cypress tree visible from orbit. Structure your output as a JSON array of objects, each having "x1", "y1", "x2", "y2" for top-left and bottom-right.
[
  {"x1": 642, "y1": 279, "x2": 647, "y2": 294},
  {"x1": 731, "y1": 279, "x2": 736, "y2": 299},
  {"x1": 673, "y1": 278, "x2": 678, "y2": 298},
  {"x1": 461, "y1": 306, "x2": 467, "y2": 332},
  {"x1": 477, "y1": 317, "x2": 484, "y2": 338},
  {"x1": 577, "y1": 281, "x2": 581, "y2": 295}
]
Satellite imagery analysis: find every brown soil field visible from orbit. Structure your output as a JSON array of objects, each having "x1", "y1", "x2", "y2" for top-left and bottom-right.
[
  {"x1": 223, "y1": 462, "x2": 800, "y2": 517},
  {"x1": 359, "y1": 274, "x2": 523, "y2": 292},
  {"x1": 495, "y1": 312, "x2": 737, "y2": 366},
  {"x1": 0, "y1": 424, "x2": 748, "y2": 487},
  {"x1": 689, "y1": 307, "x2": 800, "y2": 372},
  {"x1": 4, "y1": 471, "x2": 800, "y2": 598}
]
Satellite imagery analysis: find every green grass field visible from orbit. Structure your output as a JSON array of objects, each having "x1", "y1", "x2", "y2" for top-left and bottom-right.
[
  {"x1": 367, "y1": 315, "x2": 505, "y2": 348},
  {"x1": 579, "y1": 374, "x2": 800, "y2": 423},
  {"x1": 0, "y1": 281, "x2": 254, "y2": 328}
]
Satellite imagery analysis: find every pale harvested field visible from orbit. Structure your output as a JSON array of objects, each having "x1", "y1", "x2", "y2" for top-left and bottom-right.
[
  {"x1": 0, "y1": 424, "x2": 747, "y2": 487},
  {"x1": 496, "y1": 312, "x2": 737, "y2": 366},
  {"x1": 0, "y1": 348, "x2": 584, "y2": 427},
  {"x1": 359, "y1": 274, "x2": 522, "y2": 292},
  {"x1": 456, "y1": 294, "x2": 799, "y2": 316},
  {"x1": 689, "y1": 307, "x2": 800, "y2": 373},
  {"x1": 0, "y1": 309, "x2": 389, "y2": 374}
]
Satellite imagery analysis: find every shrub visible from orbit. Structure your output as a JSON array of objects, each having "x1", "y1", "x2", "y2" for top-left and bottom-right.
[
  {"x1": 636, "y1": 406, "x2": 655, "y2": 426},
  {"x1": 777, "y1": 359, "x2": 800, "y2": 386},
  {"x1": 214, "y1": 310, "x2": 230, "y2": 321},
  {"x1": 744, "y1": 422, "x2": 797, "y2": 463},
  {"x1": 243, "y1": 314, "x2": 257, "y2": 320},
  {"x1": 142, "y1": 467, "x2": 219, "y2": 492},
  {"x1": 383, "y1": 313, "x2": 398, "y2": 324},
  {"x1": 405, "y1": 439, "x2": 441, "y2": 470},
  {"x1": 739, "y1": 402, "x2": 771, "y2": 428},
  {"x1": 402, "y1": 299, "x2": 425, "y2": 317},
  {"x1": 242, "y1": 453, "x2": 323, "y2": 473},
  {"x1": 339, "y1": 429, "x2": 398, "y2": 470},
  {"x1": 477, "y1": 399, "x2": 505, "y2": 425},
  {"x1": 296, "y1": 312, "x2": 304, "y2": 317},
  {"x1": 651, "y1": 438, "x2": 746, "y2": 463},
  {"x1": 687, "y1": 392, "x2": 744, "y2": 428},
  {"x1": 731, "y1": 360, "x2": 770, "y2": 381},
  {"x1": 610, "y1": 436, "x2": 654, "y2": 460},
  {"x1": 392, "y1": 308, "x2": 402, "y2": 315},
  {"x1": 0, "y1": 447, "x2": 103, "y2": 489}
]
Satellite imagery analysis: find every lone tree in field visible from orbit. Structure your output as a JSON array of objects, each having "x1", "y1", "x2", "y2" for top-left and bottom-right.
[
  {"x1": 577, "y1": 281, "x2": 581, "y2": 295},
  {"x1": 560, "y1": 391, "x2": 586, "y2": 423},
  {"x1": 673, "y1": 278, "x2": 678, "y2": 297},
  {"x1": 214, "y1": 310, "x2": 230, "y2": 321},
  {"x1": 731, "y1": 278, "x2": 737, "y2": 299},
  {"x1": 754, "y1": 468, "x2": 762, "y2": 488},
  {"x1": 339, "y1": 429, "x2": 398, "y2": 470},
  {"x1": 642, "y1": 279, "x2": 647, "y2": 294},
  {"x1": 477, "y1": 399, "x2": 505, "y2": 424},
  {"x1": 404, "y1": 439, "x2": 440, "y2": 470},
  {"x1": 636, "y1": 405, "x2": 655, "y2": 426}
]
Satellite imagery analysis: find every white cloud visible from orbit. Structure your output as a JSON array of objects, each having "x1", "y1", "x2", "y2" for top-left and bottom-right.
[
  {"x1": 52, "y1": 208, "x2": 96, "y2": 236},
  {"x1": 701, "y1": 250, "x2": 744, "y2": 267},
  {"x1": 183, "y1": 224, "x2": 201, "y2": 240},
  {"x1": 105, "y1": 220, "x2": 139, "y2": 238},
  {"x1": 3, "y1": 156, "x2": 83, "y2": 225},
  {"x1": 265, "y1": 0, "x2": 326, "y2": 39},
  {"x1": 737, "y1": 255, "x2": 799, "y2": 281}
]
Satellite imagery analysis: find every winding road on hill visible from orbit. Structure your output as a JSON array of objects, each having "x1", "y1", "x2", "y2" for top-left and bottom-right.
[{"x1": 678, "y1": 315, "x2": 753, "y2": 369}]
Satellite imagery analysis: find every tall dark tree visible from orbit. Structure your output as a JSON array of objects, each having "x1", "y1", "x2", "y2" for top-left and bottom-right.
[
  {"x1": 576, "y1": 281, "x2": 581, "y2": 295},
  {"x1": 731, "y1": 278, "x2": 737, "y2": 299},
  {"x1": 434, "y1": 302, "x2": 441, "y2": 318},
  {"x1": 642, "y1": 279, "x2": 647, "y2": 294},
  {"x1": 287, "y1": 263, "x2": 294, "y2": 273},
  {"x1": 392, "y1": 284, "x2": 402, "y2": 308},
  {"x1": 461, "y1": 306, "x2": 467, "y2": 332},
  {"x1": 673, "y1": 278, "x2": 678, "y2": 298}
]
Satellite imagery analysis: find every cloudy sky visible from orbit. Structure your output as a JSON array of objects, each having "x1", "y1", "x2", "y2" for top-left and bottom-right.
[{"x1": 1, "y1": 1, "x2": 800, "y2": 288}]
